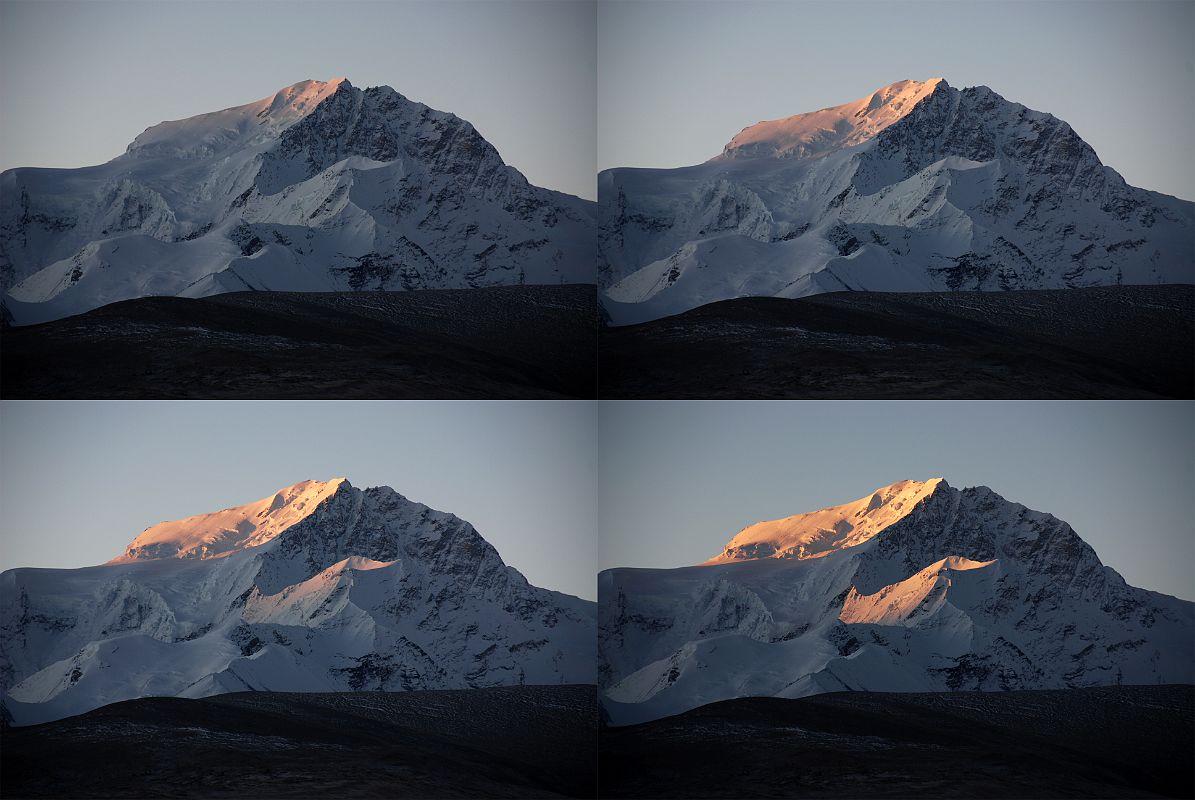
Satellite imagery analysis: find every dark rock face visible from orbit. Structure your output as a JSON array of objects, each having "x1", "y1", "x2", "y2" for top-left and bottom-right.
[{"x1": 257, "y1": 83, "x2": 515, "y2": 200}]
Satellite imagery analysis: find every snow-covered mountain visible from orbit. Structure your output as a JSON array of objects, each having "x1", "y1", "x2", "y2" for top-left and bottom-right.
[
  {"x1": 599, "y1": 79, "x2": 1194, "y2": 325},
  {"x1": 1, "y1": 78, "x2": 595, "y2": 325},
  {"x1": 599, "y1": 478, "x2": 1194, "y2": 725},
  {"x1": 0, "y1": 478, "x2": 595, "y2": 725}
]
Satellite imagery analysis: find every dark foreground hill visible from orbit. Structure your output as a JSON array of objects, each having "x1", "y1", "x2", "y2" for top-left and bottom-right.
[
  {"x1": 599, "y1": 285, "x2": 1194, "y2": 399},
  {"x1": 2, "y1": 685, "x2": 596, "y2": 799},
  {"x1": 599, "y1": 685, "x2": 1195, "y2": 799},
  {"x1": 1, "y1": 285, "x2": 597, "y2": 399}
]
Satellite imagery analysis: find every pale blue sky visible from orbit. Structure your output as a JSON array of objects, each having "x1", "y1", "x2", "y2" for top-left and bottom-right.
[
  {"x1": 0, "y1": 401, "x2": 597, "y2": 600},
  {"x1": 598, "y1": 0, "x2": 1195, "y2": 200},
  {"x1": 599, "y1": 401, "x2": 1195, "y2": 602},
  {"x1": 0, "y1": 0, "x2": 596, "y2": 200}
]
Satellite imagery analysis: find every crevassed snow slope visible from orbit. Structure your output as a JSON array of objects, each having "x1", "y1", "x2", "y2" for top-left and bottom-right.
[
  {"x1": 1, "y1": 78, "x2": 596, "y2": 325},
  {"x1": 599, "y1": 478, "x2": 1194, "y2": 725},
  {"x1": 0, "y1": 478, "x2": 596, "y2": 725},
  {"x1": 599, "y1": 79, "x2": 1194, "y2": 325}
]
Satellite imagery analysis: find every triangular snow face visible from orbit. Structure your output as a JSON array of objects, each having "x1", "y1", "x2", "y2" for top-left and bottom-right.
[
  {"x1": 598, "y1": 79, "x2": 1194, "y2": 325},
  {"x1": 1, "y1": 78, "x2": 596, "y2": 325},
  {"x1": 599, "y1": 480, "x2": 1194, "y2": 726},
  {"x1": 1, "y1": 480, "x2": 596, "y2": 726}
]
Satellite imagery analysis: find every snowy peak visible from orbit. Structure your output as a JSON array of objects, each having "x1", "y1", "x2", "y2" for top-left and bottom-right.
[
  {"x1": 2, "y1": 76, "x2": 596, "y2": 324},
  {"x1": 716, "y1": 78, "x2": 945, "y2": 161},
  {"x1": 600, "y1": 480, "x2": 1194, "y2": 726},
  {"x1": 109, "y1": 478, "x2": 347, "y2": 563},
  {"x1": 257, "y1": 77, "x2": 349, "y2": 126},
  {"x1": 703, "y1": 478, "x2": 945, "y2": 564},
  {"x1": 3, "y1": 478, "x2": 596, "y2": 726},
  {"x1": 124, "y1": 78, "x2": 347, "y2": 160},
  {"x1": 598, "y1": 76, "x2": 1193, "y2": 325}
]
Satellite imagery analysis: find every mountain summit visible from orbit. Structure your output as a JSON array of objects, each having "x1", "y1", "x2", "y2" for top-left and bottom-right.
[
  {"x1": 1, "y1": 479, "x2": 596, "y2": 725},
  {"x1": 1, "y1": 78, "x2": 596, "y2": 325},
  {"x1": 716, "y1": 78, "x2": 945, "y2": 161},
  {"x1": 704, "y1": 478, "x2": 944, "y2": 564},
  {"x1": 599, "y1": 479, "x2": 1193, "y2": 725},
  {"x1": 599, "y1": 78, "x2": 1194, "y2": 325},
  {"x1": 109, "y1": 478, "x2": 346, "y2": 563}
]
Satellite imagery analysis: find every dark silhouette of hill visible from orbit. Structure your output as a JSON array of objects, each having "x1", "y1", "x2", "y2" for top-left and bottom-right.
[
  {"x1": 599, "y1": 285, "x2": 1194, "y2": 399},
  {"x1": 2, "y1": 285, "x2": 597, "y2": 399},
  {"x1": 2, "y1": 685, "x2": 597, "y2": 798},
  {"x1": 599, "y1": 684, "x2": 1194, "y2": 798}
]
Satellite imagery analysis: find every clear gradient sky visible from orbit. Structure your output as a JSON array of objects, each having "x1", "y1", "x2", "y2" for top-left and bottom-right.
[
  {"x1": 0, "y1": 401, "x2": 597, "y2": 600},
  {"x1": 0, "y1": 0, "x2": 596, "y2": 200},
  {"x1": 599, "y1": 401, "x2": 1195, "y2": 602},
  {"x1": 598, "y1": 0, "x2": 1195, "y2": 200}
]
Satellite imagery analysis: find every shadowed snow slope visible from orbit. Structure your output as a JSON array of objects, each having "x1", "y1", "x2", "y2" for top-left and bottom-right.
[
  {"x1": 599, "y1": 78, "x2": 1194, "y2": 325},
  {"x1": 0, "y1": 479, "x2": 595, "y2": 725},
  {"x1": 1, "y1": 78, "x2": 595, "y2": 325},
  {"x1": 599, "y1": 479, "x2": 1194, "y2": 725}
]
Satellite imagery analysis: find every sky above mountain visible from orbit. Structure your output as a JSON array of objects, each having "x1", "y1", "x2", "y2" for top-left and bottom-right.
[
  {"x1": 599, "y1": 401, "x2": 1194, "y2": 602},
  {"x1": 0, "y1": 401, "x2": 597, "y2": 600},
  {"x1": 0, "y1": 0, "x2": 596, "y2": 200},
  {"x1": 598, "y1": 0, "x2": 1195, "y2": 201}
]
